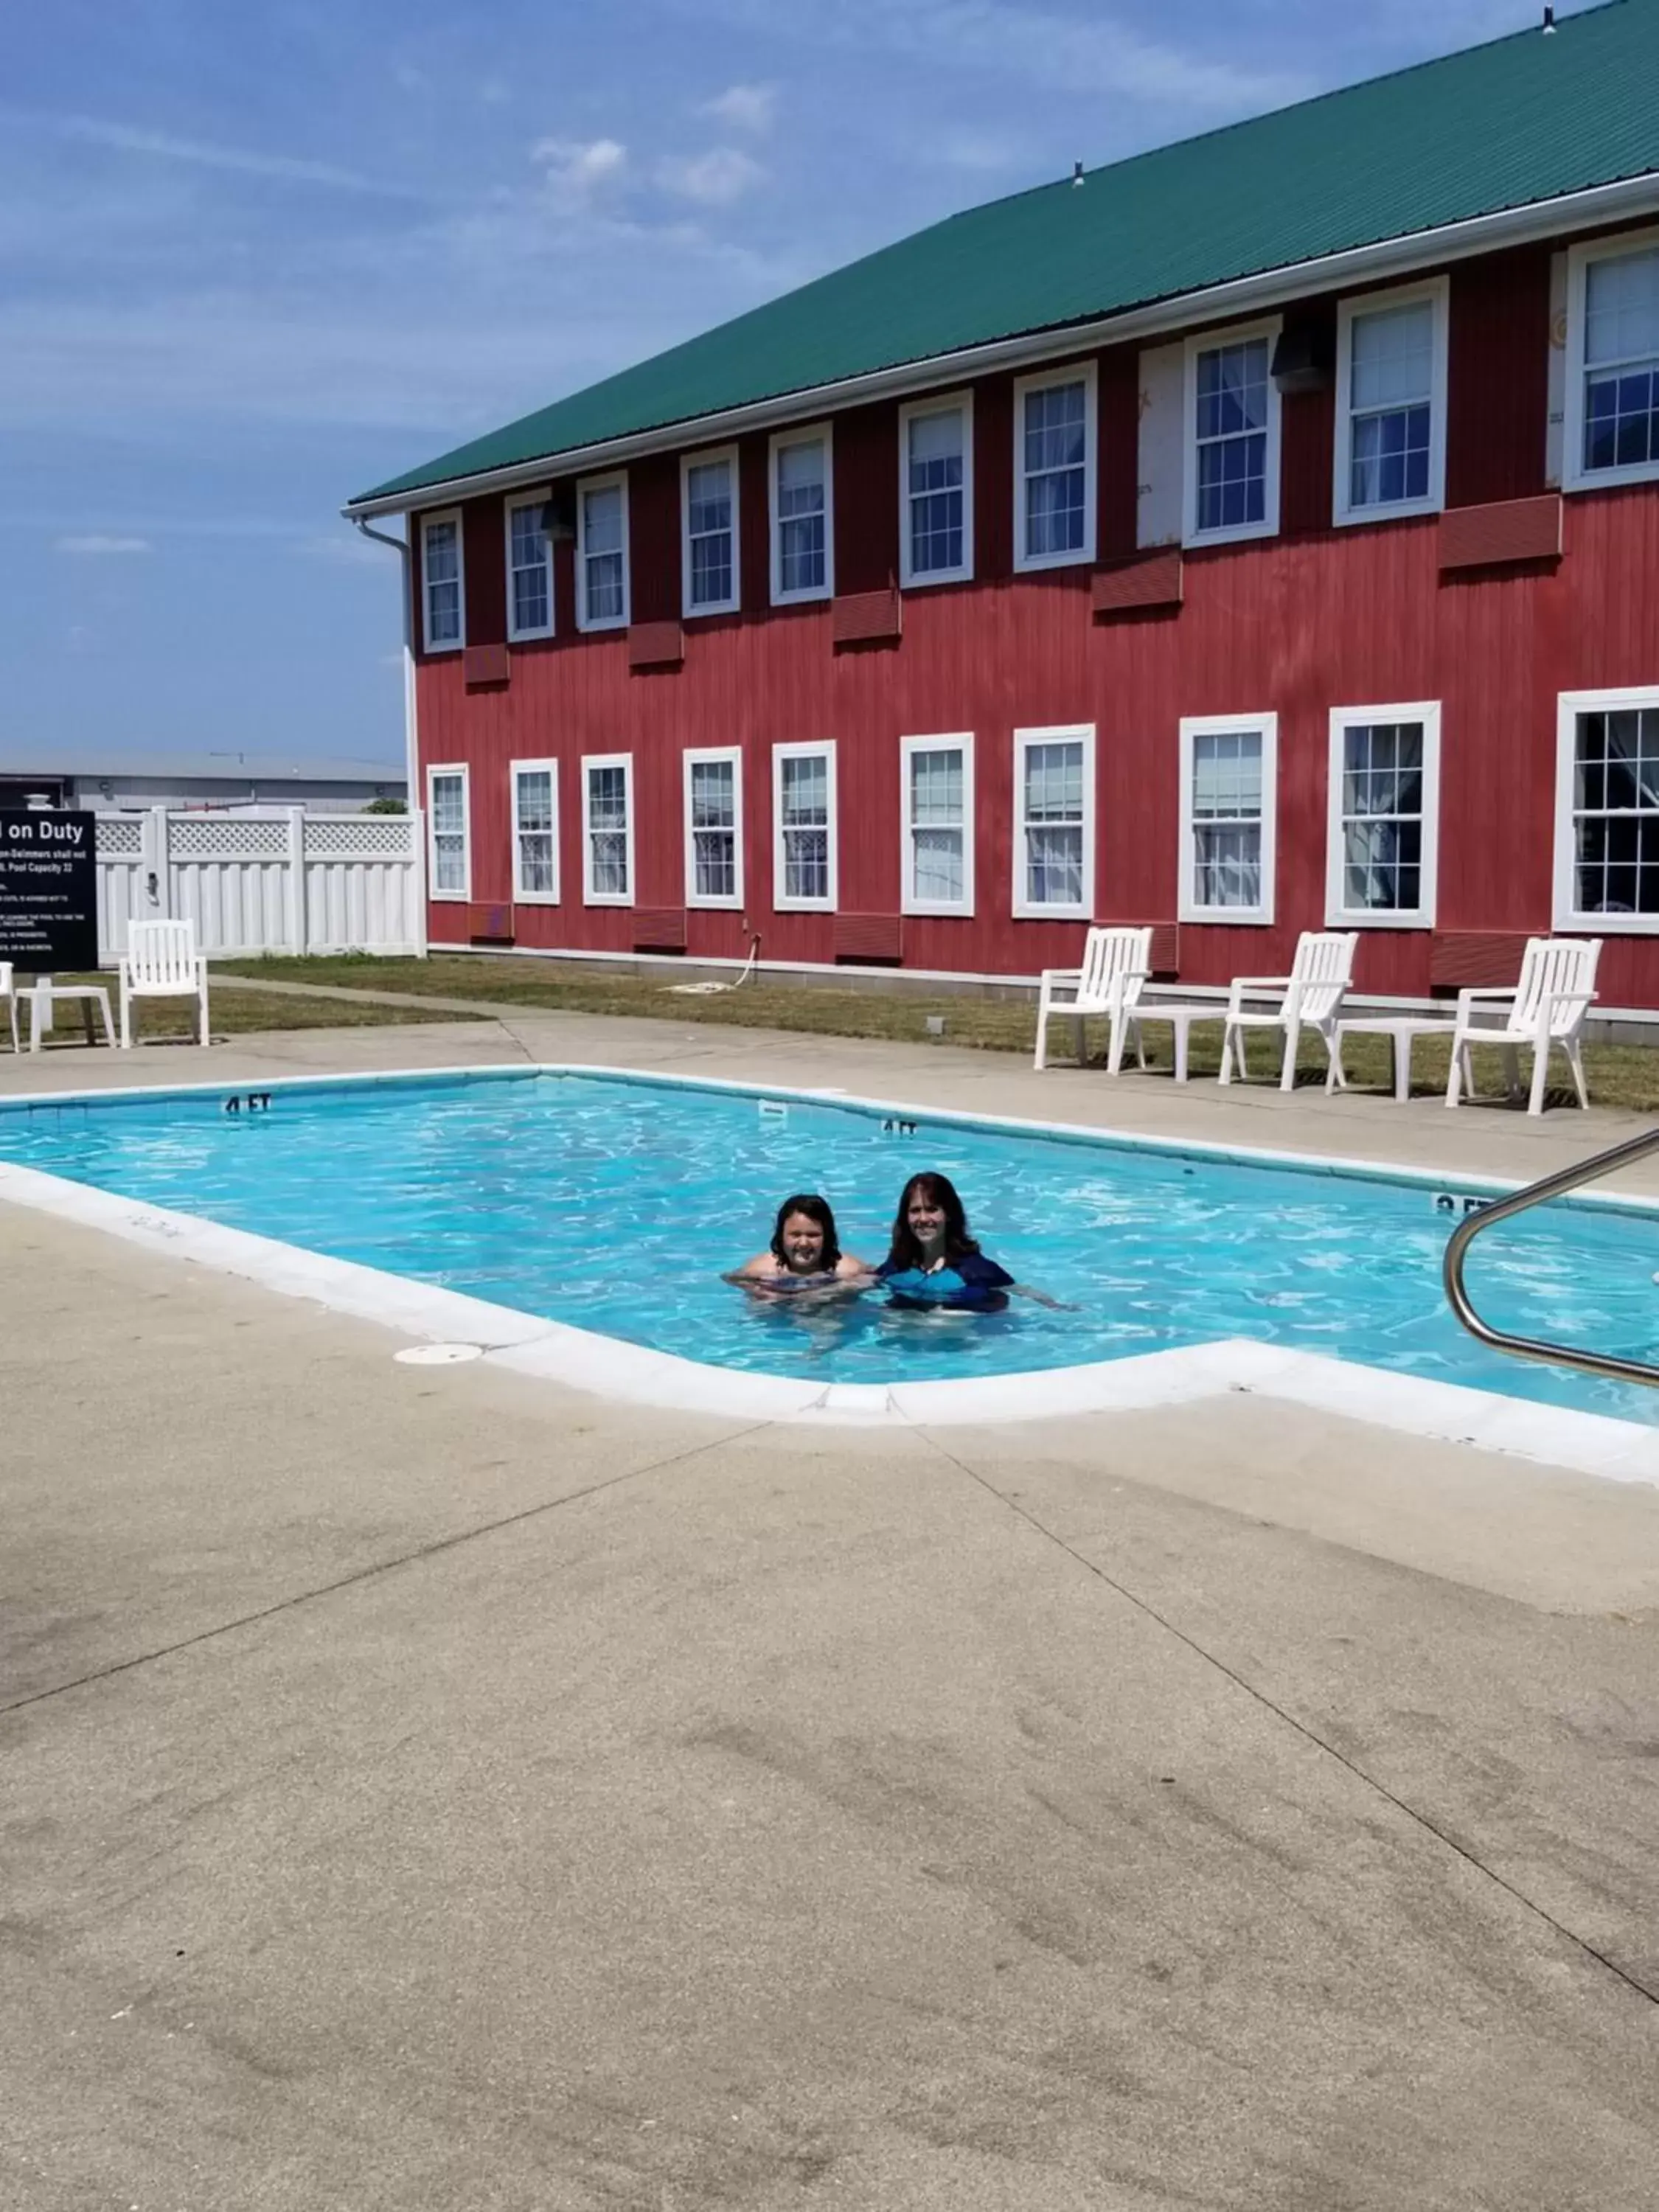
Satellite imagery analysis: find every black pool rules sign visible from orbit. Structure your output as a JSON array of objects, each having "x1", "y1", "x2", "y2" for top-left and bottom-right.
[{"x1": 0, "y1": 811, "x2": 100, "y2": 970}]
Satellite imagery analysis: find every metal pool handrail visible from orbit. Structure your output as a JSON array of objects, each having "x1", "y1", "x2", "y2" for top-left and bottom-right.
[{"x1": 1443, "y1": 1124, "x2": 1659, "y2": 1389}]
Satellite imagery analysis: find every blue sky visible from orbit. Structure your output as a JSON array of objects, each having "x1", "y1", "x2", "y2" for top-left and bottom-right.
[{"x1": 1, "y1": 0, "x2": 1594, "y2": 768}]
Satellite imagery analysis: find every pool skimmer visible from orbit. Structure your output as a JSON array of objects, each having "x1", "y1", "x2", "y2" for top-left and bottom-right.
[{"x1": 394, "y1": 1343, "x2": 484, "y2": 1366}]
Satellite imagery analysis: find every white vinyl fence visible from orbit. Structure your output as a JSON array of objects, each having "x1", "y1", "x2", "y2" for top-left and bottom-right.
[{"x1": 96, "y1": 807, "x2": 425, "y2": 961}]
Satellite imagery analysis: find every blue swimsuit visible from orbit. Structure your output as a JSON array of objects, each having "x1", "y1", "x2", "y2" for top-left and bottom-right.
[{"x1": 876, "y1": 1251, "x2": 1015, "y2": 1312}]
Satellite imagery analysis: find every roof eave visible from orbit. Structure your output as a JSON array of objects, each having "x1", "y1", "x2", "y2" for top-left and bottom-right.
[{"x1": 344, "y1": 168, "x2": 1659, "y2": 520}]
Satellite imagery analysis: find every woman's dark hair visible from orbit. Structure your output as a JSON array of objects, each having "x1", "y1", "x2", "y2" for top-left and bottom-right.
[
  {"x1": 885, "y1": 1172, "x2": 978, "y2": 1271},
  {"x1": 769, "y1": 1193, "x2": 842, "y2": 1270}
]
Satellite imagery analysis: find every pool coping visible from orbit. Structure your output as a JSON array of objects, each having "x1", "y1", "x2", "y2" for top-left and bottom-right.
[{"x1": 2, "y1": 1060, "x2": 1656, "y2": 1484}]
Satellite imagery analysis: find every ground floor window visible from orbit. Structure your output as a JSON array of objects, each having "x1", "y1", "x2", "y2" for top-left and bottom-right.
[
  {"x1": 1325, "y1": 704, "x2": 1438, "y2": 928},
  {"x1": 901, "y1": 734, "x2": 973, "y2": 914},
  {"x1": 1013, "y1": 726, "x2": 1093, "y2": 918},
  {"x1": 427, "y1": 765, "x2": 470, "y2": 900},
  {"x1": 773, "y1": 742, "x2": 836, "y2": 909},
  {"x1": 684, "y1": 748, "x2": 743, "y2": 908},
  {"x1": 1178, "y1": 715, "x2": 1275, "y2": 924},
  {"x1": 510, "y1": 760, "x2": 558, "y2": 902},
  {"x1": 1555, "y1": 687, "x2": 1659, "y2": 931},
  {"x1": 582, "y1": 754, "x2": 633, "y2": 905}
]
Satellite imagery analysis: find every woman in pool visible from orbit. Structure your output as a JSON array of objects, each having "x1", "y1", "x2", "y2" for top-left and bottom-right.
[
  {"x1": 730, "y1": 1193, "x2": 872, "y2": 1295},
  {"x1": 875, "y1": 1172, "x2": 1064, "y2": 1312}
]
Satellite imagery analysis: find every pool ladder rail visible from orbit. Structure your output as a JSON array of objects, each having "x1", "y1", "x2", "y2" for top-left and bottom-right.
[{"x1": 1443, "y1": 1124, "x2": 1659, "y2": 1390}]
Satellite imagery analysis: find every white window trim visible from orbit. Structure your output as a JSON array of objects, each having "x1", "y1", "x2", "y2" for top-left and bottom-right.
[
  {"x1": 1553, "y1": 684, "x2": 1659, "y2": 934},
  {"x1": 1178, "y1": 714, "x2": 1278, "y2": 928},
  {"x1": 681, "y1": 444, "x2": 741, "y2": 619},
  {"x1": 683, "y1": 745, "x2": 745, "y2": 910},
  {"x1": 897, "y1": 390, "x2": 975, "y2": 589},
  {"x1": 1012, "y1": 361, "x2": 1098, "y2": 572},
  {"x1": 1011, "y1": 723, "x2": 1095, "y2": 922},
  {"x1": 900, "y1": 732, "x2": 975, "y2": 918},
  {"x1": 509, "y1": 757, "x2": 560, "y2": 905},
  {"x1": 581, "y1": 751, "x2": 635, "y2": 907},
  {"x1": 1183, "y1": 316, "x2": 1283, "y2": 549},
  {"x1": 771, "y1": 740, "x2": 838, "y2": 912},
  {"x1": 1324, "y1": 701, "x2": 1440, "y2": 931},
  {"x1": 420, "y1": 509, "x2": 465, "y2": 654},
  {"x1": 1562, "y1": 226, "x2": 1659, "y2": 495},
  {"x1": 425, "y1": 762, "x2": 470, "y2": 902},
  {"x1": 768, "y1": 422, "x2": 835, "y2": 605},
  {"x1": 575, "y1": 470, "x2": 630, "y2": 633},
  {"x1": 503, "y1": 486, "x2": 555, "y2": 642},
  {"x1": 1332, "y1": 279, "x2": 1449, "y2": 528}
]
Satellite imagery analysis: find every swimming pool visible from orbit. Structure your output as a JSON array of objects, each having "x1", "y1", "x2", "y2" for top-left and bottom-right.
[{"x1": 0, "y1": 1065, "x2": 1655, "y2": 1437}]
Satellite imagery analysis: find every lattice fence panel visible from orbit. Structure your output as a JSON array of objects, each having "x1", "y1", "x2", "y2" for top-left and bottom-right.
[
  {"x1": 304, "y1": 815, "x2": 414, "y2": 859},
  {"x1": 94, "y1": 815, "x2": 144, "y2": 855},
  {"x1": 167, "y1": 815, "x2": 289, "y2": 860}
]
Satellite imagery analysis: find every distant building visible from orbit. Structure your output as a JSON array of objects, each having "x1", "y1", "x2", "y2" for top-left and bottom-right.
[{"x1": 0, "y1": 751, "x2": 406, "y2": 815}]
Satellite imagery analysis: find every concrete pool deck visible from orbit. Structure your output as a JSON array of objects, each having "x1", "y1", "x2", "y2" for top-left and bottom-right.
[{"x1": 4, "y1": 1012, "x2": 1659, "y2": 2208}]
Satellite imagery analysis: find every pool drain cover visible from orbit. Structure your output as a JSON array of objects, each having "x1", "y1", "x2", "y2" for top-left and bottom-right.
[{"x1": 394, "y1": 1343, "x2": 484, "y2": 1366}]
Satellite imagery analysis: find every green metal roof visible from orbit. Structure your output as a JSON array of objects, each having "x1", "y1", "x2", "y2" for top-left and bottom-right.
[{"x1": 353, "y1": 0, "x2": 1659, "y2": 509}]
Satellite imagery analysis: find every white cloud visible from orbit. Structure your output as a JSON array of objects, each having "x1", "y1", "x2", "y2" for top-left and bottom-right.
[
  {"x1": 55, "y1": 534, "x2": 152, "y2": 555},
  {"x1": 700, "y1": 83, "x2": 777, "y2": 134},
  {"x1": 655, "y1": 147, "x2": 765, "y2": 207},
  {"x1": 53, "y1": 114, "x2": 420, "y2": 198},
  {"x1": 531, "y1": 136, "x2": 628, "y2": 204}
]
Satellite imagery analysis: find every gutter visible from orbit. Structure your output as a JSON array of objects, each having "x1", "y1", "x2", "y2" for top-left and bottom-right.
[
  {"x1": 343, "y1": 170, "x2": 1659, "y2": 520},
  {"x1": 352, "y1": 515, "x2": 427, "y2": 954}
]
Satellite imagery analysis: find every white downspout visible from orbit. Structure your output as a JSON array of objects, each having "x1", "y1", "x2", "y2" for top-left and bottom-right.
[{"x1": 352, "y1": 515, "x2": 426, "y2": 956}]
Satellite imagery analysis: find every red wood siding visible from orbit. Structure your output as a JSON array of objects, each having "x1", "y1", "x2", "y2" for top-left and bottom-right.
[
  {"x1": 1446, "y1": 246, "x2": 1551, "y2": 509},
  {"x1": 833, "y1": 400, "x2": 897, "y2": 594},
  {"x1": 628, "y1": 453, "x2": 680, "y2": 625}
]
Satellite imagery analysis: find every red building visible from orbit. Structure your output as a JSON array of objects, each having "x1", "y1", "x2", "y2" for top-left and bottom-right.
[{"x1": 346, "y1": 2, "x2": 1659, "y2": 1011}]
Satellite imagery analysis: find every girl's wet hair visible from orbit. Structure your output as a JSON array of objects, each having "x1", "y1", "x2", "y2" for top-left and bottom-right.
[
  {"x1": 885, "y1": 1172, "x2": 978, "y2": 1271},
  {"x1": 769, "y1": 1192, "x2": 842, "y2": 1270}
]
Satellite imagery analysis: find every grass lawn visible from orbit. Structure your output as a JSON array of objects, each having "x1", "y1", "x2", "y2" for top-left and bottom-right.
[
  {"x1": 213, "y1": 952, "x2": 1659, "y2": 1113},
  {"x1": 10, "y1": 975, "x2": 470, "y2": 1048}
]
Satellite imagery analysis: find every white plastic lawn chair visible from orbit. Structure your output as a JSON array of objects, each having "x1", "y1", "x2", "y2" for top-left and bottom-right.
[
  {"x1": 1220, "y1": 931, "x2": 1357, "y2": 1091},
  {"x1": 1034, "y1": 927, "x2": 1152, "y2": 1073},
  {"x1": 0, "y1": 961, "x2": 18, "y2": 1054},
  {"x1": 1444, "y1": 936, "x2": 1600, "y2": 1115},
  {"x1": 119, "y1": 919, "x2": 211, "y2": 1048}
]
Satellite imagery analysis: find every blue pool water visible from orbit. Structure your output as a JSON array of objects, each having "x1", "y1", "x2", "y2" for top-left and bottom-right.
[{"x1": 1, "y1": 1070, "x2": 1655, "y2": 1421}]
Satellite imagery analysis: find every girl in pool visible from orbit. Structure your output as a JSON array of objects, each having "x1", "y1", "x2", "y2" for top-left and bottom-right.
[
  {"x1": 729, "y1": 1193, "x2": 872, "y2": 1296},
  {"x1": 875, "y1": 1172, "x2": 1065, "y2": 1312}
]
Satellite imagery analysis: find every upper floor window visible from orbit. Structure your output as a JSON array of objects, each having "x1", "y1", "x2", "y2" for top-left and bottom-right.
[
  {"x1": 505, "y1": 491, "x2": 554, "y2": 640},
  {"x1": 1554, "y1": 687, "x2": 1659, "y2": 933},
  {"x1": 773, "y1": 742, "x2": 837, "y2": 910},
  {"x1": 1334, "y1": 282, "x2": 1447, "y2": 525},
  {"x1": 510, "y1": 759, "x2": 559, "y2": 903},
  {"x1": 1013, "y1": 365, "x2": 1096, "y2": 571},
  {"x1": 426, "y1": 765, "x2": 470, "y2": 899},
  {"x1": 582, "y1": 754, "x2": 634, "y2": 904},
  {"x1": 770, "y1": 426, "x2": 832, "y2": 604},
  {"x1": 899, "y1": 393, "x2": 973, "y2": 587},
  {"x1": 577, "y1": 473, "x2": 629, "y2": 631},
  {"x1": 684, "y1": 748, "x2": 744, "y2": 908},
  {"x1": 420, "y1": 512, "x2": 464, "y2": 652},
  {"x1": 1565, "y1": 232, "x2": 1659, "y2": 492},
  {"x1": 1325, "y1": 704, "x2": 1439, "y2": 931},
  {"x1": 682, "y1": 447, "x2": 740, "y2": 616},
  {"x1": 900, "y1": 734, "x2": 974, "y2": 917},
  {"x1": 1184, "y1": 321, "x2": 1281, "y2": 546},
  {"x1": 1178, "y1": 716, "x2": 1276, "y2": 927},
  {"x1": 1012, "y1": 725, "x2": 1093, "y2": 919}
]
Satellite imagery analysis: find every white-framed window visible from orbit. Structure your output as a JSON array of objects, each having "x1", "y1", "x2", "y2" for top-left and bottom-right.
[
  {"x1": 1178, "y1": 715, "x2": 1277, "y2": 926},
  {"x1": 426, "y1": 764, "x2": 470, "y2": 900},
  {"x1": 1554, "y1": 686, "x2": 1659, "y2": 933},
  {"x1": 1012, "y1": 725, "x2": 1094, "y2": 920},
  {"x1": 576, "y1": 472, "x2": 630, "y2": 631},
  {"x1": 1324, "y1": 704, "x2": 1439, "y2": 930},
  {"x1": 681, "y1": 445, "x2": 740, "y2": 617},
  {"x1": 504, "y1": 489, "x2": 554, "y2": 641},
  {"x1": 898, "y1": 392, "x2": 973, "y2": 587},
  {"x1": 900, "y1": 734, "x2": 974, "y2": 917},
  {"x1": 684, "y1": 747, "x2": 744, "y2": 909},
  {"x1": 509, "y1": 759, "x2": 559, "y2": 903},
  {"x1": 420, "y1": 511, "x2": 465, "y2": 653},
  {"x1": 581, "y1": 753, "x2": 634, "y2": 905},
  {"x1": 1564, "y1": 229, "x2": 1659, "y2": 493},
  {"x1": 1334, "y1": 281, "x2": 1448, "y2": 525},
  {"x1": 772, "y1": 742, "x2": 837, "y2": 911},
  {"x1": 1012, "y1": 364, "x2": 1096, "y2": 571},
  {"x1": 1184, "y1": 319, "x2": 1282, "y2": 546},
  {"x1": 769, "y1": 425, "x2": 833, "y2": 604}
]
